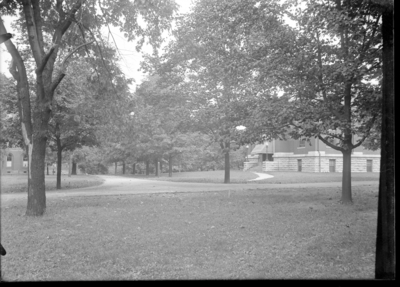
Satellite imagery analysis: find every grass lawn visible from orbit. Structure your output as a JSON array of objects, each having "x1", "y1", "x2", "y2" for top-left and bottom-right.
[
  {"x1": 1, "y1": 185, "x2": 378, "y2": 280},
  {"x1": 121, "y1": 170, "x2": 380, "y2": 184},
  {"x1": 0, "y1": 174, "x2": 105, "y2": 194}
]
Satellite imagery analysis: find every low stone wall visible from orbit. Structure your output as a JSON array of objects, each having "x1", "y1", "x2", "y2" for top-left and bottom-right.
[{"x1": 263, "y1": 153, "x2": 380, "y2": 173}]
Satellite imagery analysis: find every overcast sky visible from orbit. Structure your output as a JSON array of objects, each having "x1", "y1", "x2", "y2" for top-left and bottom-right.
[{"x1": 0, "y1": 0, "x2": 193, "y2": 90}]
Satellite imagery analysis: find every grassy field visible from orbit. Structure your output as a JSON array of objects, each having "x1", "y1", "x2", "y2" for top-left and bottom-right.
[
  {"x1": 0, "y1": 174, "x2": 105, "y2": 194},
  {"x1": 1, "y1": 184, "x2": 378, "y2": 280},
  {"x1": 121, "y1": 170, "x2": 380, "y2": 184}
]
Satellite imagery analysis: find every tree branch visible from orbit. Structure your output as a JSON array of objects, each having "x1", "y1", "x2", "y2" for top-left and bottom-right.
[
  {"x1": 53, "y1": 0, "x2": 84, "y2": 44},
  {"x1": 36, "y1": 44, "x2": 58, "y2": 74},
  {"x1": 31, "y1": 0, "x2": 44, "y2": 55},
  {"x1": 50, "y1": 73, "x2": 66, "y2": 97},
  {"x1": 49, "y1": 40, "x2": 94, "y2": 98},
  {"x1": 318, "y1": 134, "x2": 345, "y2": 152},
  {"x1": 61, "y1": 40, "x2": 94, "y2": 69},
  {"x1": 352, "y1": 115, "x2": 377, "y2": 149},
  {"x1": 21, "y1": 0, "x2": 43, "y2": 66}
]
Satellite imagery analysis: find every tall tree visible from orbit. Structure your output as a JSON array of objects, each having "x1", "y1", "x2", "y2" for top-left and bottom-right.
[
  {"x1": 0, "y1": 0, "x2": 177, "y2": 215},
  {"x1": 241, "y1": 0, "x2": 382, "y2": 203},
  {"x1": 133, "y1": 74, "x2": 191, "y2": 177},
  {"x1": 48, "y1": 53, "x2": 127, "y2": 188},
  {"x1": 292, "y1": 0, "x2": 381, "y2": 204},
  {"x1": 374, "y1": 0, "x2": 394, "y2": 279},
  {"x1": 160, "y1": 0, "x2": 284, "y2": 183}
]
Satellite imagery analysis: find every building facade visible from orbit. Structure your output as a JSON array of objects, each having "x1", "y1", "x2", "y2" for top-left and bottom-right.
[
  {"x1": 1, "y1": 147, "x2": 70, "y2": 174},
  {"x1": 244, "y1": 137, "x2": 380, "y2": 173},
  {"x1": 1, "y1": 147, "x2": 28, "y2": 174}
]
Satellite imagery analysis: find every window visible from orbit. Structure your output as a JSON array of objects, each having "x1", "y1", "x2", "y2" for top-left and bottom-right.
[
  {"x1": 297, "y1": 159, "x2": 302, "y2": 172},
  {"x1": 329, "y1": 159, "x2": 336, "y2": 172},
  {"x1": 298, "y1": 138, "x2": 306, "y2": 148},
  {"x1": 367, "y1": 160, "x2": 373, "y2": 172},
  {"x1": 6, "y1": 154, "x2": 12, "y2": 167}
]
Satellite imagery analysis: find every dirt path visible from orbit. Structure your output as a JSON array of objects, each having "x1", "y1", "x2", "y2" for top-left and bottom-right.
[{"x1": 1, "y1": 175, "x2": 378, "y2": 205}]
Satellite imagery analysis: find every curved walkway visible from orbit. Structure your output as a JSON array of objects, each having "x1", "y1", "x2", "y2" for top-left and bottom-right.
[
  {"x1": 248, "y1": 172, "x2": 274, "y2": 181},
  {"x1": 1, "y1": 175, "x2": 378, "y2": 205}
]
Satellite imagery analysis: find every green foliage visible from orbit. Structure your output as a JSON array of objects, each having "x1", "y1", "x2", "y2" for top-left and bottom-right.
[
  {"x1": 155, "y1": 0, "x2": 287, "y2": 165},
  {"x1": 0, "y1": 74, "x2": 23, "y2": 148},
  {"x1": 256, "y1": 0, "x2": 383, "y2": 151},
  {"x1": 74, "y1": 146, "x2": 109, "y2": 175}
]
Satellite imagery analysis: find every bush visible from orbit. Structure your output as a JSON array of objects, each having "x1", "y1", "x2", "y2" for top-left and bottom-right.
[{"x1": 78, "y1": 162, "x2": 108, "y2": 175}]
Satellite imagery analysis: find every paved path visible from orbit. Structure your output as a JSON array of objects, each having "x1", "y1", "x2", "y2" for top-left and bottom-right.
[
  {"x1": 248, "y1": 172, "x2": 274, "y2": 181},
  {"x1": 1, "y1": 175, "x2": 378, "y2": 205}
]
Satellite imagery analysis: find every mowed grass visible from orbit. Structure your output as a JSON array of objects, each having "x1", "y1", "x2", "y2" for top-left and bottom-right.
[
  {"x1": 0, "y1": 175, "x2": 105, "y2": 194},
  {"x1": 1, "y1": 185, "x2": 378, "y2": 280},
  {"x1": 122, "y1": 170, "x2": 380, "y2": 184}
]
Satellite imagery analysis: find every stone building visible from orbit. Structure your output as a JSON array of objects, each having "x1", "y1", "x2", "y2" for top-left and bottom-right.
[
  {"x1": 1, "y1": 147, "x2": 69, "y2": 174},
  {"x1": 244, "y1": 137, "x2": 380, "y2": 173},
  {"x1": 1, "y1": 147, "x2": 28, "y2": 174}
]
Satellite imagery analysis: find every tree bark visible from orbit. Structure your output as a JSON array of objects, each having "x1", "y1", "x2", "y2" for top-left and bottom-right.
[
  {"x1": 114, "y1": 161, "x2": 117, "y2": 174},
  {"x1": 146, "y1": 160, "x2": 150, "y2": 175},
  {"x1": 72, "y1": 161, "x2": 77, "y2": 175},
  {"x1": 375, "y1": 3, "x2": 395, "y2": 279},
  {"x1": 154, "y1": 159, "x2": 159, "y2": 176},
  {"x1": 340, "y1": 149, "x2": 352, "y2": 204},
  {"x1": 224, "y1": 142, "x2": 230, "y2": 184},
  {"x1": 132, "y1": 163, "x2": 136, "y2": 174},
  {"x1": 56, "y1": 136, "x2": 63, "y2": 189},
  {"x1": 122, "y1": 161, "x2": 126, "y2": 174},
  {"x1": 168, "y1": 155, "x2": 172, "y2": 177},
  {"x1": 68, "y1": 155, "x2": 72, "y2": 177},
  {"x1": 26, "y1": 134, "x2": 47, "y2": 216}
]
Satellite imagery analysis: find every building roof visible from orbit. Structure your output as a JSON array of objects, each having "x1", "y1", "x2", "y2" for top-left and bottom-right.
[{"x1": 251, "y1": 144, "x2": 267, "y2": 154}]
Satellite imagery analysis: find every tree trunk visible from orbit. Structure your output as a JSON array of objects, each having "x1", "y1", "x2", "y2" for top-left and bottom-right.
[
  {"x1": 1, "y1": 3, "x2": 84, "y2": 216},
  {"x1": 56, "y1": 137, "x2": 63, "y2": 189},
  {"x1": 122, "y1": 161, "x2": 126, "y2": 175},
  {"x1": 154, "y1": 159, "x2": 159, "y2": 176},
  {"x1": 72, "y1": 161, "x2": 77, "y2": 175},
  {"x1": 146, "y1": 160, "x2": 149, "y2": 175},
  {"x1": 26, "y1": 145, "x2": 31, "y2": 191},
  {"x1": 224, "y1": 142, "x2": 230, "y2": 184},
  {"x1": 26, "y1": 135, "x2": 47, "y2": 216},
  {"x1": 160, "y1": 160, "x2": 163, "y2": 173},
  {"x1": 114, "y1": 162, "x2": 117, "y2": 174},
  {"x1": 132, "y1": 163, "x2": 136, "y2": 175},
  {"x1": 46, "y1": 163, "x2": 49, "y2": 175},
  {"x1": 68, "y1": 153, "x2": 72, "y2": 177},
  {"x1": 375, "y1": 4, "x2": 395, "y2": 279},
  {"x1": 168, "y1": 155, "x2": 172, "y2": 177},
  {"x1": 340, "y1": 150, "x2": 352, "y2": 204}
]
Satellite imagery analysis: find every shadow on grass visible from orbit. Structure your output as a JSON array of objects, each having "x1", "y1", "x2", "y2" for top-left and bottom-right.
[{"x1": 1, "y1": 174, "x2": 105, "y2": 194}]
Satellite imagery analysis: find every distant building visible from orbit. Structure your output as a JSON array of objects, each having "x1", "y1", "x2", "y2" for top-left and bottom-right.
[
  {"x1": 1, "y1": 147, "x2": 70, "y2": 174},
  {"x1": 244, "y1": 137, "x2": 380, "y2": 173},
  {"x1": 1, "y1": 147, "x2": 28, "y2": 174}
]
